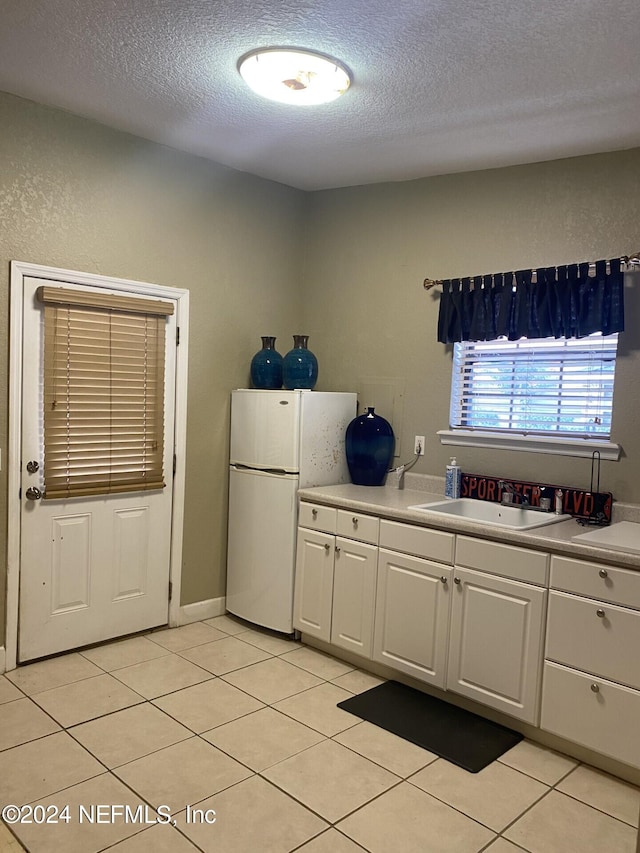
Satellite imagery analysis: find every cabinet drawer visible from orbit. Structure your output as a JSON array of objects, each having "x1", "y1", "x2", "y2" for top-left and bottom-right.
[
  {"x1": 379, "y1": 519, "x2": 454, "y2": 565},
  {"x1": 550, "y1": 555, "x2": 640, "y2": 609},
  {"x1": 337, "y1": 510, "x2": 379, "y2": 544},
  {"x1": 455, "y1": 536, "x2": 548, "y2": 585},
  {"x1": 546, "y1": 591, "x2": 640, "y2": 690},
  {"x1": 541, "y1": 661, "x2": 640, "y2": 768},
  {"x1": 299, "y1": 502, "x2": 336, "y2": 533}
]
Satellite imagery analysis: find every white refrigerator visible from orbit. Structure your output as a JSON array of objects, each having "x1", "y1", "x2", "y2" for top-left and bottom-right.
[{"x1": 226, "y1": 389, "x2": 357, "y2": 633}]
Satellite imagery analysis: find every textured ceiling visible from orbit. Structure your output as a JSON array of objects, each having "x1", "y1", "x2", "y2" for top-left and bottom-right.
[{"x1": 0, "y1": 0, "x2": 639, "y2": 190}]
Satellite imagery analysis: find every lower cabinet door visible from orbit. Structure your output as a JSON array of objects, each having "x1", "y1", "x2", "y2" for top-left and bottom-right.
[
  {"x1": 330, "y1": 537, "x2": 378, "y2": 658},
  {"x1": 373, "y1": 548, "x2": 452, "y2": 688},
  {"x1": 293, "y1": 528, "x2": 334, "y2": 642},
  {"x1": 446, "y1": 567, "x2": 547, "y2": 724},
  {"x1": 541, "y1": 661, "x2": 640, "y2": 768}
]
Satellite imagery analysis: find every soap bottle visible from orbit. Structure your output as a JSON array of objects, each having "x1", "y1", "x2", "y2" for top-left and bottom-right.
[{"x1": 445, "y1": 457, "x2": 461, "y2": 499}]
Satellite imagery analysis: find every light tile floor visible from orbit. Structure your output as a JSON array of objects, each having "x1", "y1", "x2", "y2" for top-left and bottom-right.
[{"x1": 0, "y1": 615, "x2": 638, "y2": 852}]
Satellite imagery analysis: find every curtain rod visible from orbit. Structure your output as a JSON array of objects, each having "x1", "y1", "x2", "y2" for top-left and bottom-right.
[{"x1": 423, "y1": 250, "x2": 640, "y2": 291}]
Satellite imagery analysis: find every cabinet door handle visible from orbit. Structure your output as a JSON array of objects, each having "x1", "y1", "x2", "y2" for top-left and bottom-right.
[
  {"x1": 440, "y1": 576, "x2": 448, "y2": 584},
  {"x1": 598, "y1": 569, "x2": 608, "y2": 578},
  {"x1": 335, "y1": 546, "x2": 341, "y2": 554},
  {"x1": 453, "y1": 577, "x2": 461, "y2": 585},
  {"x1": 312, "y1": 508, "x2": 318, "y2": 519},
  {"x1": 596, "y1": 608, "x2": 605, "y2": 618},
  {"x1": 591, "y1": 683, "x2": 600, "y2": 693},
  {"x1": 324, "y1": 543, "x2": 330, "y2": 552},
  {"x1": 352, "y1": 516, "x2": 359, "y2": 527}
]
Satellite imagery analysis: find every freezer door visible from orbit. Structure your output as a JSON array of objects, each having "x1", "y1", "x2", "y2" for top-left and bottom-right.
[
  {"x1": 299, "y1": 391, "x2": 357, "y2": 487},
  {"x1": 226, "y1": 466, "x2": 298, "y2": 633},
  {"x1": 230, "y1": 389, "x2": 300, "y2": 471}
]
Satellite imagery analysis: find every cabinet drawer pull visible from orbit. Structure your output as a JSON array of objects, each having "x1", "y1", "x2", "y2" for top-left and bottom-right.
[
  {"x1": 596, "y1": 608, "x2": 605, "y2": 618},
  {"x1": 440, "y1": 576, "x2": 448, "y2": 584},
  {"x1": 591, "y1": 683, "x2": 600, "y2": 693},
  {"x1": 324, "y1": 543, "x2": 330, "y2": 552},
  {"x1": 312, "y1": 508, "x2": 318, "y2": 519},
  {"x1": 453, "y1": 577, "x2": 461, "y2": 585},
  {"x1": 352, "y1": 516, "x2": 359, "y2": 527},
  {"x1": 598, "y1": 568, "x2": 608, "y2": 578}
]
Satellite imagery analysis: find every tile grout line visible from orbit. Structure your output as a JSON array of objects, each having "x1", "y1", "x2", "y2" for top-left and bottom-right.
[{"x1": 4, "y1": 618, "x2": 639, "y2": 852}]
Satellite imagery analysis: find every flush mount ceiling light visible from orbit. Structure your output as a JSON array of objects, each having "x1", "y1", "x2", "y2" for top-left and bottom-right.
[{"x1": 238, "y1": 47, "x2": 352, "y2": 106}]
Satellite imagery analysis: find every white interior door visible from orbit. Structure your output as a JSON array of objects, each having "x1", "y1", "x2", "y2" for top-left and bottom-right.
[{"x1": 18, "y1": 276, "x2": 177, "y2": 661}]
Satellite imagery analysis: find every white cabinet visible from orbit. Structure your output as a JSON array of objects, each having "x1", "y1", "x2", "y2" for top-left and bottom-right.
[
  {"x1": 448, "y1": 537, "x2": 548, "y2": 724},
  {"x1": 541, "y1": 555, "x2": 640, "y2": 767},
  {"x1": 293, "y1": 527, "x2": 334, "y2": 642},
  {"x1": 331, "y1": 537, "x2": 378, "y2": 657},
  {"x1": 372, "y1": 519, "x2": 454, "y2": 687},
  {"x1": 446, "y1": 567, "x2": 547, "y2": 724},
  {"x1": 293, "y1": 502, "x2": 379, "y2": 657},
  {"x1": 541, "y1": 663, "x2": 640, "y2": 769},
  {"x1": 455, "y1": 535, "x2": 549, "y2": 586},
  {"x1": 294, "y1": 497, "x2": 640, "y2": 769},
  {"x1": 374, "y1": 548, "x2": 452, "y2": 687},
  {"x1": 296, "y1": 509, "x2": 548, "y2": 723}
]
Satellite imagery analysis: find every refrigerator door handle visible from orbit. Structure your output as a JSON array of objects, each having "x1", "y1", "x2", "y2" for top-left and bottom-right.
[{"x1": 231, "y1": 464, "x2": 292, "y2": 476}]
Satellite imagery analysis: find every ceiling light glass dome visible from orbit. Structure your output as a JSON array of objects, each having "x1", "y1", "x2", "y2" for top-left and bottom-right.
[{"x1": 238, "y1": 48, "x2": 352, "y2": 106}]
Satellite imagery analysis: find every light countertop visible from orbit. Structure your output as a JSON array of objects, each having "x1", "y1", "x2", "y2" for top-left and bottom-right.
[{"x1": 297, "y1": 482, "x2": 640, "y2": 572}]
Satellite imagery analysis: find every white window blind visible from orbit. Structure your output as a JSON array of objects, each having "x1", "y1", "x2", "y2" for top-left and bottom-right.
[
  {"x1": 450, "y1": 334, "x2": 618, "y2": 438},
  {"x1": 37, "y1": 286, "x2": 174, "y2": 499}
]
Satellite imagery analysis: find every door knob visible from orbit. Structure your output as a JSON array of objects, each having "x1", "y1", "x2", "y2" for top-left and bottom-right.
[{"x1": 25, "y1": 486, "x2": 43, "y2": 501}]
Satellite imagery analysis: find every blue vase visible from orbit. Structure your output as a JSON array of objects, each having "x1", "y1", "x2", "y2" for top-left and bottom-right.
[
  {"x1": 282, "y1": 335, "x2": 318, "y2": 390},
  {"x1": 346, "y1": 407, "x2": 395, "y2": 486},
  {"x1": 250, "y1": 336, "x2": 283, "y2": 389}
]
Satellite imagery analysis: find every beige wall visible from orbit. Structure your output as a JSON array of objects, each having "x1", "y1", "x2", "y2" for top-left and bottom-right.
[
  {"x1": 2, "y1": 88, "x2": 640, "y2": 644},
  {"x1": 302, "y1": 149, "x2": 640, "y2": 502},
  {"x1": 0, "y1": 92, "x2": 304, "y2": 636}
]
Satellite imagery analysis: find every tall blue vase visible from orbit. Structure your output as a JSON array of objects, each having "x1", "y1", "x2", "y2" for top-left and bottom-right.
[
  {"x1": 282, "y1": 335, "x2": 318, "y2": 390},
  {"x1": 345, "y1": 407, "x2": 395, "y2": 486},
  {"x1": 250, "y1": 336, "x2": 283, "y2": 389}
]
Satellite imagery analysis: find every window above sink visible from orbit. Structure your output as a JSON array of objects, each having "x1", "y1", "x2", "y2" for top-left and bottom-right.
[{"x1": 440, "y1": 334, "x2": 621, "y2": 460}]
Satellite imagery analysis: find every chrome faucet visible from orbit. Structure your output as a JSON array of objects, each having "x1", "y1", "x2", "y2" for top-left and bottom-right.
[{"x1": 498, "y1": 480, "x2": 529, "y2": 507}]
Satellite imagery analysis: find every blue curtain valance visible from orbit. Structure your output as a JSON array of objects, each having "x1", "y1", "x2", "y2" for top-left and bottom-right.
[{"x1": 437, "y1": 258, "x2": 625, "y2": 343}]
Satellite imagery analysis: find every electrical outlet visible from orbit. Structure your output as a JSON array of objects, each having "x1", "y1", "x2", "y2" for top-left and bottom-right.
[{"x1": 414, "y1": 435, "x2": 425, "y2": 455}]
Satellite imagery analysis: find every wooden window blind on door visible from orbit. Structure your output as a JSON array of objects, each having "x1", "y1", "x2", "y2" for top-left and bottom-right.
[{"x1": 37, "y1": 285, "x2": 174, "y2": 499}]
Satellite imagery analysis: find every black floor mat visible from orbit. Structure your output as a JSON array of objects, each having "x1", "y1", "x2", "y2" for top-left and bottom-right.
[{"x1": 337, "y1": 680, "x2": 523, "y2": 773}]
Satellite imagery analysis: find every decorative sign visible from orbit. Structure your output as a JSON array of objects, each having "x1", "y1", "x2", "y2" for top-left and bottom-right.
[{"x1": 461, "y1": 473, "x2": 612, "y2": 525}]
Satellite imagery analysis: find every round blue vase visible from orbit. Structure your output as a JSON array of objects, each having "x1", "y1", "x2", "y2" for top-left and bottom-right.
[
  {"x1": 282, "y1": 335, "x2": 318, "y2": 390},
  {"x1": 345, "y1": 407, "x2": 395, "y2": 486},
  {"x1": 250, "y1": 336, "x2": 283, "y2": 389}
]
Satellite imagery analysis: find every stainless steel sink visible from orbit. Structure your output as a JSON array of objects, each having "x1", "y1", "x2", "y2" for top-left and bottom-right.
[{"x1": 408, "y1": 498, "x2": 571, "y2": 530}]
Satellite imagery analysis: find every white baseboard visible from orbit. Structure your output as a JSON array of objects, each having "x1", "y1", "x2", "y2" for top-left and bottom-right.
[
  {"x1": 0, "y1": 646, "x2": 5, "y2": 674},
  {"x1": 178, "y1": 597, "x2": 226, "y2": 625}
]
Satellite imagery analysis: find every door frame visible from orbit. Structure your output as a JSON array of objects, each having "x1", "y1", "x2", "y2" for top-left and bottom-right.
[{"x1": 6, "y1": 260, "x2": 190, "y2": 670}]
